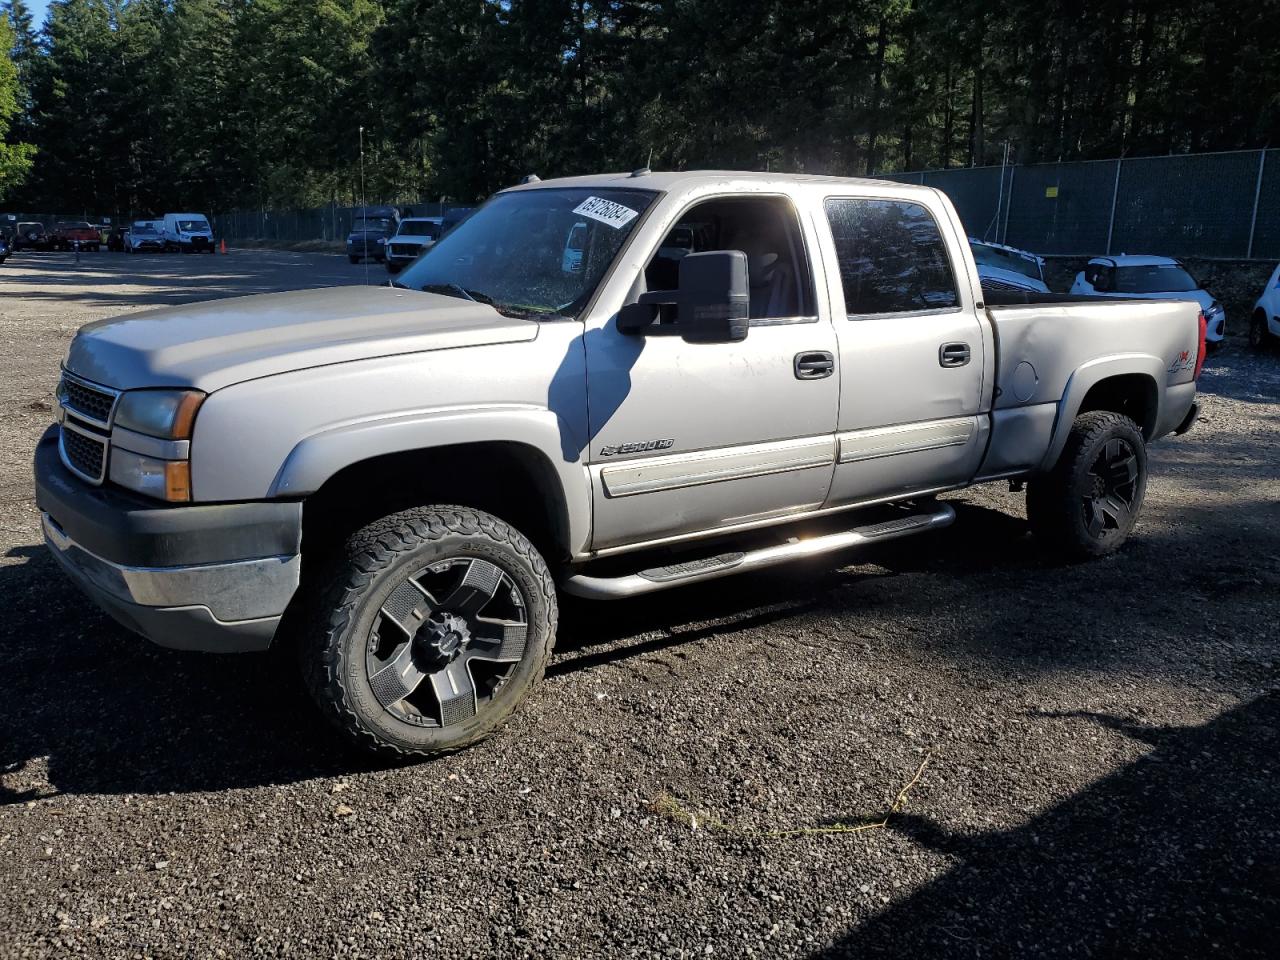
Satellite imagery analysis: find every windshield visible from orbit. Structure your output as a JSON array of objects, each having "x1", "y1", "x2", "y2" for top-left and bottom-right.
[
  {"x1": 353, "y1": 217, "x2": 392, "y2": 232},
  {"x1": 395, "y1": 187, "x2": 655, "y2": 319},
  {"x1": 1111, "y1": 264, "x2": 1199, "y2": 293},
  {"x1": 399, "y1": 221, "x2": 440, "y2": 238},
  {"x1": 178, "y1": 219, "x2": 210, "y2": 232},
  {"x1": 133, "y1": 226, "x2": 157, "y2": 235},
  {"x1": 971, "y1": 242, "x2": 1043, "y2": 282}
]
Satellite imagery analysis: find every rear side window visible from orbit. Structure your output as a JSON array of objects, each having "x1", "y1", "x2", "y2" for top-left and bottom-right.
[{"x1": 824, "y1": 198, "x2": 959, "y2": 315}]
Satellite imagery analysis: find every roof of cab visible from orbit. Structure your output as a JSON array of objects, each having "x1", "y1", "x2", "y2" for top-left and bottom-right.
[
  {"x1": 1088, "y1": 254, "x2": 1182, "y2": 267},
  {"x1": 503, "y1": 169, "x2": 935, "y2": 199}
]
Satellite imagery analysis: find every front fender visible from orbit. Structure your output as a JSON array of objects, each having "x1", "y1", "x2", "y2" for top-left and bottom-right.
[
  {"x1": 1039, "y1": 354, "x2": 1164, "y2": 472},
  {"x1": 271, "y1": 404, "x2": 593, "y2": 556}
]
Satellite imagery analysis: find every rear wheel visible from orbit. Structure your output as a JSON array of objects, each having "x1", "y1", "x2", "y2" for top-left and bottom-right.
[
  {"x1": 302, "y1": 506, "x2": 557, "y2": 759},
  {"x1": 1027, "y1": 411, "x2": 1147, "y2": 561}
]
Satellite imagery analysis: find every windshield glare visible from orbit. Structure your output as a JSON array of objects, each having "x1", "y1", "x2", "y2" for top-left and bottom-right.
[
  {"x1": 396, "y1": 187, "x2": 655, "y2": 319},
  {"x1": 1112, "y1": 264, "x2": 1199, "y2": 293},
  {"x1": 971, "y1": 242, "x2": 1042, "y2": 281},
  {"x1": 353, "y1": 218, "x2": 392, "y2": 232},
  {"x1": 178, "y1": 220, "x2": 209, "y2": 232}
]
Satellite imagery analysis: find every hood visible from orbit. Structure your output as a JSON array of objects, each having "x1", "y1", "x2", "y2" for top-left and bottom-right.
[
  {"x1": 66, "y1": 286, "x2": 540, "y2": 392},
  {"x1": 976, "y1": 265, "x2": 1049, "y2": 293}
]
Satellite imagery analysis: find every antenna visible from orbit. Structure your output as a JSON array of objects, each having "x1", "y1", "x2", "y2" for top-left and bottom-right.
[
  {"x1": 646, "y1": 146, "x2": 653, "y2": 169},
  {"x1": 359, "y1": 125, "x2": 368, "y2": 287}
]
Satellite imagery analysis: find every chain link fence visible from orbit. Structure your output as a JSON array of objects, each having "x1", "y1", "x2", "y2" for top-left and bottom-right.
[
  {"x1": 210, "y1": 202, "x2": 476, "y2": 245},
  {"x1": 882, "y1": 148, "x2": 1278, "y2": 260}
]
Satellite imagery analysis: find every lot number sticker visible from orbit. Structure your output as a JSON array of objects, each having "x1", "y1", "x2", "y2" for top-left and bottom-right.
[{"x1": 572, "y1": 196, "x2": 640, "y2": 229}]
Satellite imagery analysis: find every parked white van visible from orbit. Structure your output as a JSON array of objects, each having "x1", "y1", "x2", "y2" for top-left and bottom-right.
[{"x1": 161, "y1": 213, "x2": 215, "y2": 253}]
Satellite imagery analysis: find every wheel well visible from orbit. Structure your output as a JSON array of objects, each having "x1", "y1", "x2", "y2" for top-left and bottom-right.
[
  {"x1": 300, "y1": 442, "x2": 571, "y2": 566},
  {"x1": 1077, "y1": 374, "x2": 1158, "y2": 439}
]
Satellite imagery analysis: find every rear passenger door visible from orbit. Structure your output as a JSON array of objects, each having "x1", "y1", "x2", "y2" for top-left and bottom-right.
[{"x1": 818, "y1": 195, "x2": 990, "y2": 506}]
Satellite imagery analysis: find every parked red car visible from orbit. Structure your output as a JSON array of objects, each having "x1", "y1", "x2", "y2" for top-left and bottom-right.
[{"x1": 51, "y1": 221, "x2": 101, "y2": 251}]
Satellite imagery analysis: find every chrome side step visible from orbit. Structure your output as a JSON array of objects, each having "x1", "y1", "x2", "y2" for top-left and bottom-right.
[{"x1": 562, "y1": 503, "x2": 955, "y2": 600}]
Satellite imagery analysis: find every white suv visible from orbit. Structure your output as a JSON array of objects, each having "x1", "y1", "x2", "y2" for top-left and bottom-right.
[
  {"x1": 1250, "y1": 263, "x2": 1280, "y2": 351},
  {"x1": 1071, "y1": 255, "x2": 1226, "y2": 347},
  {"x1": 385, "y1": 217, "x2": 443, "y2": 273}
]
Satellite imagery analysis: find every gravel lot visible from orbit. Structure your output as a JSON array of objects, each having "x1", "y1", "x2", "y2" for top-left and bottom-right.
[{"x1": 1, "y1": 250, "x2": 1277, "y2": 958}]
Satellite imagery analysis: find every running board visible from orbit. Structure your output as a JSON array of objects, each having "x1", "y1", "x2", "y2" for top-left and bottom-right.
[{"x1": 562, "y1": 503, "x2": 955, "y2": 600}]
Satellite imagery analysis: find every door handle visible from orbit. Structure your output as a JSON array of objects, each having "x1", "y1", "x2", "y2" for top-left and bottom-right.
[
  {"x1": 794, "y1": 351, "x2": 835, "y2": 380},
  {"x1": 939, "y1": 342, "x2": 971, "y2": 368}
]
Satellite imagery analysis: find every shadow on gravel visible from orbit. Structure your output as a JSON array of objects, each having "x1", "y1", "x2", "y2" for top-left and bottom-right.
[
  {"x1": 813, "y1": 692, "x2": 1280, "y2": 958},
  {"x1": 0, "y1": 550, "x2": 382, "y2": 804}
]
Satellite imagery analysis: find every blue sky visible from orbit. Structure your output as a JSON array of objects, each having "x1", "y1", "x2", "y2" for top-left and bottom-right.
[{"x1": 26, "y1": 0, "x2": 52, "y2": 30}]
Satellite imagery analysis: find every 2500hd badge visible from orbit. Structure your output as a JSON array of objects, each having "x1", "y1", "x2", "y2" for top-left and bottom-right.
[{"x1": 599, "y1": 438, "x2": 675, "y2": 456}]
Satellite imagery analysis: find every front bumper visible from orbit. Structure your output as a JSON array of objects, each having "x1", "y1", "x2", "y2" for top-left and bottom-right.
[
  {"x1": 346, "y1": 239, "x2": 386, "y2": 257},
  {"x1": 35, "y1": 426, "x2": 302, "y2": 652}
]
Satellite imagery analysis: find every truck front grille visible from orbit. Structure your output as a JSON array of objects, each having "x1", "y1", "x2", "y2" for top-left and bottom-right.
[
  {"x1": 61, "y1": 424, "x2": 107, "y2": 483},
  {"x1": 59, "y1": 374, "x2": 118, "y2": 427},
  {"x1": 390, "y1": 244, "x2": 419, "y2": 258}
]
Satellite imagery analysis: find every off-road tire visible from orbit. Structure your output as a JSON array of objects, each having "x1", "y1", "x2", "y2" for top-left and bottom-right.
[
  {"x1": 301, "y1": 506, "x2": 558, "y2": 759},
  {"x1": 1026, "y1": 411, "x2": 1147, "y2": 561}
]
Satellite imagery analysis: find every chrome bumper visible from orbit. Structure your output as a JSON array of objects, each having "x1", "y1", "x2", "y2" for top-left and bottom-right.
[{"x1": 42, "y1": 512, "x2": 299, "y2": 652}]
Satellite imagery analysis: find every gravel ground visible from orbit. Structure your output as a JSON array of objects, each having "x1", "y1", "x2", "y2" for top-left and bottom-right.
[{"x1": 1, "y1": 251, "x2": 1277, "y2": 959}]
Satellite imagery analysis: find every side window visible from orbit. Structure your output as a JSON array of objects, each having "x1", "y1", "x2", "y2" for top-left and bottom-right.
[
  {"x1": 824, "y1": 198, "x2": 959, "y2": 316},
  {"x1": 643, "y1": 197, "x2": 815, "y2": 321}
]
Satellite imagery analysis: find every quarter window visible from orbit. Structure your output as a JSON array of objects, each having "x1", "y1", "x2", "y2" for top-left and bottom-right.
[{"x1": 824, "y1": 198, "x2": 959, "y2": 316}]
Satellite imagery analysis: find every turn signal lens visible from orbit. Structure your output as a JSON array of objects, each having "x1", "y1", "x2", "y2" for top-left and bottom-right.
[
  {"x1": 108, "y1": 449, "x2": 192, "y2": 502},
  {"x1": 164, "y1": 461, "x2": 192, "y2": 502}
]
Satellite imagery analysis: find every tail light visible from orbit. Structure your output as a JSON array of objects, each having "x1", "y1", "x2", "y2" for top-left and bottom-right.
[{"x1": 1193, "y1": 311, "x2": 1207, "y2": 380}]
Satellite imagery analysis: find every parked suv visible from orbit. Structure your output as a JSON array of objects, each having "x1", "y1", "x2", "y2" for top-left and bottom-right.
[
  {"x1": 1071, "y1": 255, "x2": 1225, "y2": 347},
  {"x1": 385, "y1": 217, "x2": 442, "y2": 273},
  {"x1": 1250, "y1": 263, "x2": 1280, "y2": 351},
  {"x1": 969, "y1": 238, "x2": 1049, "y2": 293},
  {"x1": 36, "y1": 172, "x2": 1203, "y2": 759},
  {"x1": 13, "y1": 221, "x2": 49, "y2": 251},
  {"x1": 346, "y1": 206, "x2": 398, "y2": 263}
]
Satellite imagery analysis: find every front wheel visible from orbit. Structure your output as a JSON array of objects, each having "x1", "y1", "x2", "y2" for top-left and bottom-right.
[
  {"x1": 301, "y1": 506, "x2": 558, "y2": 759},
  {"x1": 1026, "y1": 411, "x2": 1147, "y2": 561},
  {"x1": 1250, "y1": 311, "x2": 1275, "y2": 352}
]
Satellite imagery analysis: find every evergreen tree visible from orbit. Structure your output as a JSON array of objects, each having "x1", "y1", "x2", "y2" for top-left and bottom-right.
[{"x1": 0, "y1": 13, "x2": 35, "y2": 197}]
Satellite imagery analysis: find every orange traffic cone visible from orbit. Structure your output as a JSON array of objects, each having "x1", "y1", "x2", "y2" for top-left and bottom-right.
[{"x1": 219, "y1": 239, "x2": 227, "y2": 254}]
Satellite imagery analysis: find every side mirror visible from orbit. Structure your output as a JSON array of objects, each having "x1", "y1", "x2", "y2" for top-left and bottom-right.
[
  {"x1": 673, "y1": 250, "x2": 750, "y2": 343},
  {"x1": 619, "y1": 250, "x2": 750, "y2": 343}
]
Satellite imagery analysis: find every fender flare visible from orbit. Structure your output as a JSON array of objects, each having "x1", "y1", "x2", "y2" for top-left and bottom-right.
[
  {"x1": 1039, "y1": 354, "x2": 1164, "y2": 472},
  {"x1": 270, "y1": 404, "x2": 593, "y2": 556}
]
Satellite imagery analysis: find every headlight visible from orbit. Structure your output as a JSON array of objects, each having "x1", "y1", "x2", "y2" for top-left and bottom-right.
[
  {"x1": 114, "y1": 389, "x2": 204, "y2": 440},
  {"x1": 377, "y1": 237, "x2": 386, "y2": 244},
  {"x1": 109, "y1": 448, "x2": 192, "y2": 502}
]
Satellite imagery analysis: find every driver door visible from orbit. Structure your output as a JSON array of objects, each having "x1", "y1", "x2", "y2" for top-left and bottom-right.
[{"x1": 584, "y1": 194, "x2": 840, "y2": 553}]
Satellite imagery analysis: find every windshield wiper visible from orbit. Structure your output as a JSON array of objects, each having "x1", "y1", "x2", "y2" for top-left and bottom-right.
[{"x1": 421, "y1": 282, "x2": 495, "y2": 306}]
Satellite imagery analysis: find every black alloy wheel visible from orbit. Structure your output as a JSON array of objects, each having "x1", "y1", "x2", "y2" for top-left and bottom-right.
[
  {"x1": 364, "y1": 557, "x2": 529, "y2": 729},
  {"x1": 1081, "y1": 437, "x2": 1140, "y2": 540}
]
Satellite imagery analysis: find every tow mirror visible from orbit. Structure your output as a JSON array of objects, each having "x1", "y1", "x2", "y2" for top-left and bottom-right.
[{"x1": 617, "y1": 250, "x2": 750, "y2": 343}]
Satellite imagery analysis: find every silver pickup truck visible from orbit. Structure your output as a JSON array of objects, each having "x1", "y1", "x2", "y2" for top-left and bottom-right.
[{"x1": 35, "y1": 171, "x2": 1204, "y2": 757}]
